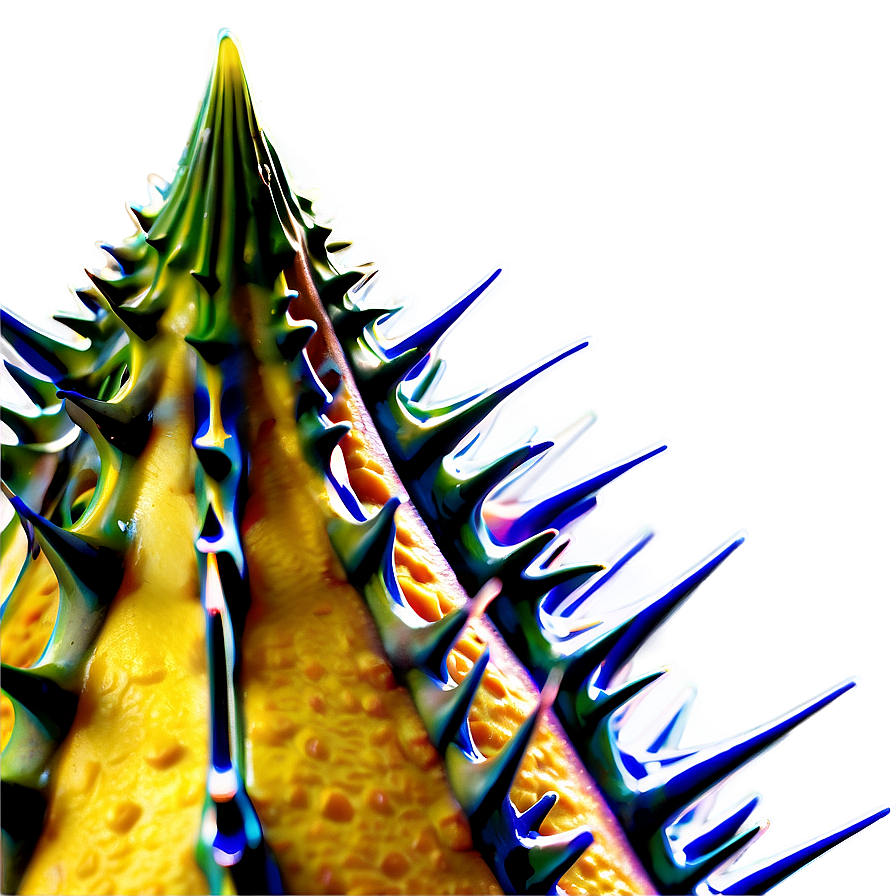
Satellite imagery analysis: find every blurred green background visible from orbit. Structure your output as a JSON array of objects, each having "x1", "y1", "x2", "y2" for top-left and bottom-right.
[{"x1": 0, "y1": 0, "x2": 896, "y2": 893}]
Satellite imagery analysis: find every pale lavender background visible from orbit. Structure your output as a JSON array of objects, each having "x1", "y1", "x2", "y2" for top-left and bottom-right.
[{"x1": 1, "y1": 3, "x2": 893, "y2": 893}]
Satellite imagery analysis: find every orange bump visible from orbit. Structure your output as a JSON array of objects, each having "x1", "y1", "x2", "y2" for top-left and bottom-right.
[
  {"x1": 1, "y1": 695, "x2": 14, "y2": 752},
  {"x1": 288, "y1": 784, "x2": 308, "y2": 808},
  {"x1": 482, "y1": 669, "x2": 508, "y2": 699},
  {"x1": 470, "y1": 719, "x2": 503, "y2": 753},
  {"x1": 369, "y1": 724, "x2": 393, "y2": 747},
  {"x1": 144, "y1": 736, "x2": 185, "y2": 770},
  {"x1": 303, "y1": 658, "x2": 326, "y2": 681},
  {"x1": 430, "y1": 796, "x2": 474, "y2": 852},
  {"x1": 393, "y1": 543, "x2": 436, "y2": 584},
  {"x1": 412, "y1": 826, "x2": 439, "y2": 853},
  {"x1": 340, "y1": 689, "x2": 360, "y2": 713},
  {"x1": 365, "y1": 789, "x2": 392, "y2": 815},
  {"x1": 381, "y1": 851, "x2": 410, "y2": 878},
  {"x1": 362, "y1": 694, "x2": 386, "y2": 717},
  {"x1": 71, "y1": 759, "x2": 102, "y2": 795},
  {"x1": 305, "y1": 736, "x2": 330, "y2": 761},
  {"x1": 320, "y1": 788, "x2": 354, "y2": 822},
  {"x1": 357, "y1": 652, "x2": 396, "y2": 691},
  {"x1": 106, "y1": 801, "x2": 142, "y2": 834},
  {"x1": 75, "y1": 850, "x2": 99, "y2": 879}
]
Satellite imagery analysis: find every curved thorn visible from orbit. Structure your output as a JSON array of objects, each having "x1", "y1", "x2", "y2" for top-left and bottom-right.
[
  {"x1": 554, "y1": 526, "x2": 654, "y2": 618},
  {"x1": 0, "y1": 309, "x2": 74, "y2": 383},
  {"x1": 708, "y1": 808, "x2": 890, "y2": 895},
  {"x1": 447, "y1": 669, "x2": 560, "y2": 826},
  {"x1": 664, "y1": 820, "x2": 767, "y2": 894},
  {"x1": 618, "y1": 679, "x2": 858, "y2": 840},
  {"x1": 492, "y1": 411, "x2": 597, "y2": 505},
  {"x1": 310, "y1": 421, "x2": 352, "y2": 467},
  {"x1": 3, "y1": 362, "x2": 62, "y2": 411},
  {"x1": 678, "y1": 794, "x2": 762, "y2": 862},
  {"x1": 58, "y1": 390, "x2": 153, "y2": 456},
  {"x1": 517, "y1": 791, "x2": 559, "y2": 835},
  {"x1": 383, "y1": 269, "x2": 500, "y2": 361},
  {"x1": 565, "y1": 534, "x2": 745, "y2": 696},
  {"x1": 643, "y1": 685, "x2": 697, "y2": 754},
  {"x1": 578, "y1": 668, "x2": 669, "y2": 730},
  {"x1": 491, "y1": 444, "x2": 667, "y2": 546},
  {"x1": 277, "y1": 319, "x2": 317, "y2": 363},
  {"x1": 527, "y1": 826, "x2": 595, "y2": 895},
  {"x1": 413, "y1": 645, "x2": 491, "y2": 753},
  {"x1": 328, "y1": 497, "x2": 401, "y2": 585},
  {"x1": 1, "y1": 483, "x2": 122, "y2": 603},
  {"x1": 393, "y1": 340, "x2": 588, "y2": 472}
]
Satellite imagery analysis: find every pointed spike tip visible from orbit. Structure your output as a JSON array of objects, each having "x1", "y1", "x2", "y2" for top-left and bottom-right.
[{"x1": 716, "y1": 807, "x2": 890, "y2": 895}]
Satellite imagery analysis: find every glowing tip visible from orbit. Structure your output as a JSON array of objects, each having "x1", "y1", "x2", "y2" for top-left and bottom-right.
[
  {"x1": 204, "y1": 553, "x2": 227, "y2": 615},
  {"x1": 214, "y1": 29, "x2": 246, "y2": 81}
]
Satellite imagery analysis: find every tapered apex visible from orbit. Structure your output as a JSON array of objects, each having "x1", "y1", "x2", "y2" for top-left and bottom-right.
[{"x1": 216, "y1": 30, "x2": 245, "y2": 78}]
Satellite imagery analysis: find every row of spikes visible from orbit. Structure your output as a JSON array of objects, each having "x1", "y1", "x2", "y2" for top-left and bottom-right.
[
  {"x1": 0, "y1": 220, "x2": 156, "y2": 643},
  {"x1": 0, "y1": 207, "x2": 162, "y2": 492},
  {"x1": 1, "y1": 199, "x2": 159, "y2": 403},
  {"x1": 0, "y1": 484, "x2": 124, "y2": 892},
  {"x1": 324, "y1": 269, "x2": 664, "y2": 599},
  {"x1": 644, "y1": 758, "x2": 890, "y2": 894},
  {"x1": 191, "y1": 346, "x2": 283, "y2": 894},
  {"x1": 0, "y1": 398, "x2": 130, "y2": 791},
  {"x1": 320, "y1": 477, "x2": 852, "y2": 895},
  {"x1": 271, "y1": 247, "x2": 595, "y2": 888},
  {"x1": 125, "y1": 31, "x2": 312, "y2": 353},
  {"x1": 319, "y1": 490, "x2": 594, "y2": 892},
  {"x1": 590, "y1": 676, "x2": 869, "y2": 893},
  {"x1": 0, "y1": 483, "x2": 123, "y2": 695},
  {"x1": 5, "y1": 173, "x2": 163, "y2": 369},
  {"x1": 321, "y1": 274, "x2": 890, "y2": 892},
  {"x1": 0, "y1": 261, "x2": 161, "y2": 890}
]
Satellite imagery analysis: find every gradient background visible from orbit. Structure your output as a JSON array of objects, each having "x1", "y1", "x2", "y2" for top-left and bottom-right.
[{"x1": 1, "y1": 3, "x2": 893, "y2": 893}]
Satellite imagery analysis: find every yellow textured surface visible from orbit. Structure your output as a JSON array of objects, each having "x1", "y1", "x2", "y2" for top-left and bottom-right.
[
  {"x1": 14, "y1": 340, "x2": 211, "y2": 896},
  {"x1": 339, "y1": 432, "x2": 652, "y2": 896},
  {"x1": 2, "y1": 274, "x2": 653, "y2": 894},
  {"x1": 237, "y1": 373, "x2": 501, "y2": 895}
]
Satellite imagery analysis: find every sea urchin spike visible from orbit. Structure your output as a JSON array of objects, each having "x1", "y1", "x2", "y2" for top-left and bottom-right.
[{"x1": 0, "y1": 29, "x2": 887, "y2": 896}]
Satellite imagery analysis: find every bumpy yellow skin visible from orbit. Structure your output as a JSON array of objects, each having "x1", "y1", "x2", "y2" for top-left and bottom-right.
[
  {"x1": 1, "y1": 233, "x2": 654, "y2": 896},
  {"x1": 2, "y1": 306, "x2": 502, "y2": 895},
  {"x1": 11, "y1": 340, "x2": 211, "y2": 896},
  {"x1": 235, "y1": 372, "x2": 501, "y2": 894},
  {"x1": 332, "y1": 414, "x2": 652, "y2": 896}
]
